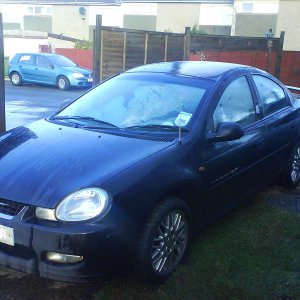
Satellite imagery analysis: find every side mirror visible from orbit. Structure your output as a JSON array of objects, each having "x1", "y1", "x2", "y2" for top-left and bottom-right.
[
  {"x1": 47, "y1": 64, "x2": 54, "y2": 69},
  {"x1": 206, "y1": 122, "x2": 244, "y2": 143}
]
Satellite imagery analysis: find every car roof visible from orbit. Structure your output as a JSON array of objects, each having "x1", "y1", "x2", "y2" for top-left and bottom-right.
[
  {"x1": 16, "y1": 53, "x2": 59, "y2": 58},
  {"x1": 126, "y1": 61, "x2": 252, "y2": 81}
]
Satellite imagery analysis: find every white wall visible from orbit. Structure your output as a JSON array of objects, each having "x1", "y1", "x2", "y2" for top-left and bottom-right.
[
  {"x1": 199, "y1": 4, "x2": 233, "y2": 26},
  {"x1": 235, "y1": 0, "x2": 279, "y2": 14},
  {"x1": 88, "y1": 6, "x2": 123, "y2": 27},
  {"x1": 4, "y1": 37, "x2": 49, "y2": 60}
]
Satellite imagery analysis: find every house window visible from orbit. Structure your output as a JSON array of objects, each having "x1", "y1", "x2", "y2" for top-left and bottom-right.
[
  {"x1": 27, "y1": 7, "x2": 33, "y2": 14},
  {"x1": 35, "y1": 6, "x2": 43, "y2": 14},
  {"x1": 242, "y1": 3, "x2": 253, "y2": 12},
  {"x1": 46, "y1": 7, "x2": 52, "y2": 14}
]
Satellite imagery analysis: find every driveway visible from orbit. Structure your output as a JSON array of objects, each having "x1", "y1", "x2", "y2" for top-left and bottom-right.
[{"x1": 5, "y1": 80, "x2": 85, "y2": 130}]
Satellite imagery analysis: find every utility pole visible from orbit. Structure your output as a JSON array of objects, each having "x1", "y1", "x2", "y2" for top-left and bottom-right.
[
  {"x1": 93, "y1": 15, "x2": 102, "y2": 85},
  {"x1": 0, "y1": 13, "x2": 6, "y2": 133}
]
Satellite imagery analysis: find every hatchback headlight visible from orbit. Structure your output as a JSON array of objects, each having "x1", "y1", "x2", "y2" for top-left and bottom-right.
[
  {"x1": 36, "y1": 188, "x2": 110, "y2": 222},
  {"x1": 56, "y1": 188, "x2": 109, "y2": 222},
  {"x1": 73, "y1": 72, "x2": 85, "y2": 79}
]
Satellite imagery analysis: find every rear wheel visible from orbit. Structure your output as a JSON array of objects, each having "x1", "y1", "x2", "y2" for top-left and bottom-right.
[
  {"x1": 136, "y1": 197, "x2": 191, "y2": 284},
  {"x1": 280, "y1": 142, "x2": 300, "y2": 188},
  {"x1": 10, "y1": 72, "x2": 23, "y2": 86},
  {"x1": 57, "y1": 76, "x2": 70, "y2": 91}
]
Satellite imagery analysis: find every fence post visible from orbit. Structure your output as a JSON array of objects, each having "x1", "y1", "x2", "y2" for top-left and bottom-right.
[
  {"x1": 0, "y1": 14, "x2": 5, "y2": 133},
  {"x1": 164, "y1": 34, "x2": 168, "y2": 62},
  {"x1": 144, "y1": 33, "x2": 148, "y2": 65},
  {"x1": 93, "y1": 15, "x2": 102, "y2": 85},
  {"x1": 274, "y1": 31, "x2": 285, "y2": 79},
  {"x1": 184, "y1": 27, "x2": 191, "y2": 61}
]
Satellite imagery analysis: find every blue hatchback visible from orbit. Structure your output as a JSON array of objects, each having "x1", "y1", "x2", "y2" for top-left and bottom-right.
[{"x1": 8, "y1": 53, "x2": 93, "y2": 90}]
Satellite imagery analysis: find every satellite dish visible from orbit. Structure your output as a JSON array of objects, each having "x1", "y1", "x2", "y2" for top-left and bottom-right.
[{"x1": 79, "y1": 7, "x2": 86, "y2": 16}]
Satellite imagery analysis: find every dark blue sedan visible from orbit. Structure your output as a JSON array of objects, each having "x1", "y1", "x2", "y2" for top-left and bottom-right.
[{"x1": 0, "y1": 61, "x2": 299, "y2": 284}]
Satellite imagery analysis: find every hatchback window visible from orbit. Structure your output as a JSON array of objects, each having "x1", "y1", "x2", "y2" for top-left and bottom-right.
[
  {"x1": 253, "y1": 75, "x2": 288, "y2": 116},
  {"x1": 52, "y1": 55, "x2": 77, "y2": 67},
  {"x1": 57, "y1": 73, "x2": 210, "y2": 129},
  {"x1": 18, "y1": 55, "x2": 33, "y2": 65},
  {"x1": 36, "y1": 56, "x2": 52, "y2": 68},
  {"x1": 213, "y1": 76, "x2": 256, "y2": 130}
]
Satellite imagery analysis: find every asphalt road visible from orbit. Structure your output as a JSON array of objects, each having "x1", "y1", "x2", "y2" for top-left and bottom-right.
[{"x1": 5, "y1": 80, "x2": 87, "y2": 130}]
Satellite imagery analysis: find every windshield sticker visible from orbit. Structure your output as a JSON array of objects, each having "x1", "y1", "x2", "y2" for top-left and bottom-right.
[{"x1": 175, "y1": 112, "x2": 192, "y2": 126}]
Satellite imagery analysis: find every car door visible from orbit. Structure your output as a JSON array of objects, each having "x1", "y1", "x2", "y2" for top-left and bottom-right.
[
  {"x1": 252, "y1": 74, "x2": 297, "y2": 176},
  {"x1": 32, "y1": 55, "x2": 56, "y2": 84},
  {"x1": 200, "y1": 75, "x2": 267, "y2": 217},
  {"x1": 17, "y1": 54, "x2": 36, "y2": 81}
]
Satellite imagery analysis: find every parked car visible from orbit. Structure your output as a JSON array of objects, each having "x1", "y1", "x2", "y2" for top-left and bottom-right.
[
  {"x1": 8, "y1": 53, "x2": 93, "y2": 90},
  {"x1": 0, "y1": 61, "x2": 299, "y2": 284}
]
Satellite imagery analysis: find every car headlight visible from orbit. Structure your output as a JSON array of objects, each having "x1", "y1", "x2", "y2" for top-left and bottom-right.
[
  {"x1": 36, "y1": 188, "x2": 110, "y2": 222},
  {"x1": 73, "y1": 72, "x2": 85, "y2": 79}
]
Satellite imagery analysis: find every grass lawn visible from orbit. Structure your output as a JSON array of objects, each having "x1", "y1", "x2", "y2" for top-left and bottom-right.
[{"x1": 95, "y1": 187, "x2": 300, "y2": 300}]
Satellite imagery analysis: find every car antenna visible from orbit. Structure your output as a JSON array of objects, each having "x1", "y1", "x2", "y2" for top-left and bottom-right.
[{"x1": 178, "y1": 114, "x2": 182, "y2": 146}]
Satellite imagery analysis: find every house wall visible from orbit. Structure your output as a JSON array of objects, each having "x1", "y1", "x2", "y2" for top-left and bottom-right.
[
  {"x1": 235, "y1": 14, "x2": 277, "y2": 37},
  {"x1": 276, "y1": 0, "x2": 300, "y2": 50},
  {"x1": 156, "y1": 3, "x2": 200, "y2": 33},
  {"x1": 232, "y1": 0, "x2": 279, "y2": 36},
  {"x1": 3, "y1": 23, "x2": 21, "y2": 30},
  {"x1": 48, "y1": 37, "x2": 75, "y2": 52},
  {"x1": 4, "y1": 37, "x2": 49, "y2": 59},
  {"x1": 24, "y1": 15, "x2": 52, "y2": 32},
  {"x1": 52, "y1": 6, "x2": 90, "y2": 40},
  {"x1": 123, "y1": 15, "x2": 156, "y2": 31}
]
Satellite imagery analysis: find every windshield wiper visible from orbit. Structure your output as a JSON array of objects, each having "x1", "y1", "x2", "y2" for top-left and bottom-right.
[
  {"x1": 51, "y1": 116, "x2": 119, "y2": 128},
  {"x1": 125, "y1": 124, "x2": 186, "y2": 131}
]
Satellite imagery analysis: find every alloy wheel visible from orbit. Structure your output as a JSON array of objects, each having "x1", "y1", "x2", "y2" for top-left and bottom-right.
[
  {"x1": 11, "y1": 73, "x2": 20, "y2": 85},
  {"x1": 151, "y1": 210, "x2": 188, "y2": 273},
  {"x1": 291, "y1": 146, "x2": 300, "y2": 183},
  {"x1": 58, "y1": 78, "x2": 66, "y2": 90}
]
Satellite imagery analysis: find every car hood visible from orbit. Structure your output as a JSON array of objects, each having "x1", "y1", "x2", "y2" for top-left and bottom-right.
[
  {"x1": 62, "y1": 66, "x2": 91, "y2": 75},
  {"x1": 0, "y1": 120, "x2": 174, "y2": 208}
]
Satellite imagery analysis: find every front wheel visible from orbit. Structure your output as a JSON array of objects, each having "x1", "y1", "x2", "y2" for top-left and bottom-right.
[
  {"x1": 280, "y1": 142, "x2": 300, "y2": 188},
  {"x1": 57, "y1": 76, "x2": 70, "y2": 91},
  {"x1": 136, "y1": 197, "x2": 191, "y2": 284},
  {"x1": 10, "y1": 72, "x2": 23, "y2": 86}
]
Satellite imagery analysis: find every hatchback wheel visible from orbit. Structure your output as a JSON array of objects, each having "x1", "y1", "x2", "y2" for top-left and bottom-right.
[
  {"x1": 136, "y1": 197, "x2": 191, "y2": 284},
  {"x1": 10, "y1": 72, "x2": 23, "y2": 86},
  {"x1": 280, "y1": 142, "x2": 300, "y2": 187},
  {"x1": 57, "y1": 76, "x2": 70, "y2": 91}
]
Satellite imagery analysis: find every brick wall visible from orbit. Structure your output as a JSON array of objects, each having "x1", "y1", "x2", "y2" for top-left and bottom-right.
[{"x1": 55, "y1": 48, "x2": 93, "y2": 70}]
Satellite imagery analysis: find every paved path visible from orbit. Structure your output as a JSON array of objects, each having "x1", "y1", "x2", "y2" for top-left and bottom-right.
[{"x1": 5, "y1": 80, "x2": 85, "y2": 130}]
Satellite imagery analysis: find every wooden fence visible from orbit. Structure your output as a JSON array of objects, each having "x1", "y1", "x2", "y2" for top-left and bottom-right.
[
  {"x1": 93, "y1": 15, "x2": 188, "y2": 83},
  {"x1": 92, "y1": 15, "x2": 284, "y2": 85}
]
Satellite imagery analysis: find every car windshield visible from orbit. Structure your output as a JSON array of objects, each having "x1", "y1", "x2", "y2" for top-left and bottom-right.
[
  {"x1": 56, "y1": 73, "x2": 212, "y2": 129},
  {"x1": 52, "y1": 55, "x2": 77, "y2": 67}
]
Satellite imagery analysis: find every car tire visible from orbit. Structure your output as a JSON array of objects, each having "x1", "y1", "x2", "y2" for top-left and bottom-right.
[
  {"x1": 279, "y1": 142, "x2": 300, "y2": 188},
  {"x1": 10, "y1": 72, "x2": 23, "y2": 86},
  {"x1": 57, "y1": 76, "x2": 70, "y2": 91},
  {"x1": 136, "y1": 197, "x2": 192, "y2": 285}
]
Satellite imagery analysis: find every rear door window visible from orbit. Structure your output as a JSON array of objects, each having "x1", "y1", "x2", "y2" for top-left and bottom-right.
[
  {"x1": 253, "y1": 75, "x2": 288, "y2": 116},
  {"x1": 36, "y1": 56, "x2": 53, "y2": 68},
  {"x1": 18, "y1": 55, "x2": 34, "y2": 65}
]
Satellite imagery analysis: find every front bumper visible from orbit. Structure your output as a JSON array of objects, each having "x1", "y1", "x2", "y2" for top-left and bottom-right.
[
  {"x1": 0, "y1": 205, "x2": 125, "y2": 282},
  {"x1": 69, "y1": 77, "x2": 93, "y2": 88}
]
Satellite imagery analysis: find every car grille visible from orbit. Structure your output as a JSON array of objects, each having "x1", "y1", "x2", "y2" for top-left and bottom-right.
[{"x1": 0, "y1": 199, "x2": 24, "y2": 217}]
